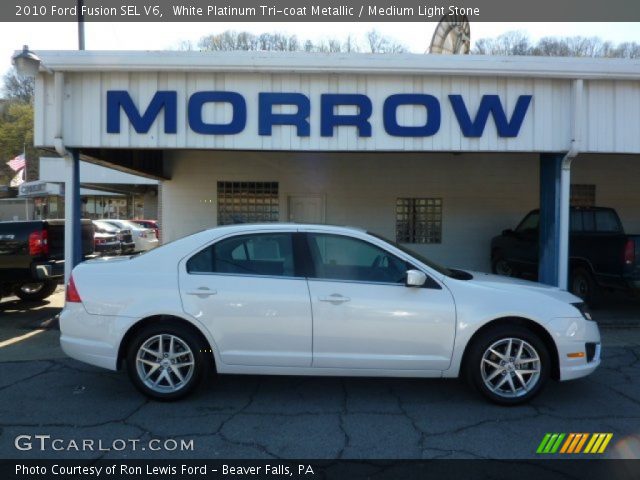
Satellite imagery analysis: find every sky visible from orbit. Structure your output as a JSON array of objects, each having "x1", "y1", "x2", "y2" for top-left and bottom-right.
[{"x1": 1, "y1": 21, "x2": 640, "y2": 77}]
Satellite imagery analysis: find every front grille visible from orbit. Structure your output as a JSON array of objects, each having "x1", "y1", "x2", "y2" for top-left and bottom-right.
[{"x1": 586, "y1": 342, "x2": 598, "y2": 362}]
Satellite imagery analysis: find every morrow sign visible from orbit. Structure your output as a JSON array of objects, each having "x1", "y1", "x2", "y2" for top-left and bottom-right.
[{"x1": 106, "y1": 91, "x2": 533, "y2": 138}]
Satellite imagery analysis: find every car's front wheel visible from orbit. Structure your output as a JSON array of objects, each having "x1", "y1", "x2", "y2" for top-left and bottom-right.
[
  {"x1": 465, "y1": 325, "x2": 550, "y2": 405},
  {"x1": 126, "y1": 323, "x2": 211, "y2": 400}
]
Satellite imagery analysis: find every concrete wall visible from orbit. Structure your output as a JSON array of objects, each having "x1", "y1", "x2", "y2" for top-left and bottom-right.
[{"x1": 160, "y1": 151, "x2": 640, "y2": 272}]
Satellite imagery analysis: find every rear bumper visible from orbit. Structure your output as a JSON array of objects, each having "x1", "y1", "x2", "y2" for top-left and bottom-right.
[
  {"x1": 95, "y1": 242, "x2": 122, "y2": 256},
  {"x1": 59, "y1": 303, "x2": 125, "y2": 371},
  {"x1": 32, "y1": 260, "x2": 64, "y2": 280}
]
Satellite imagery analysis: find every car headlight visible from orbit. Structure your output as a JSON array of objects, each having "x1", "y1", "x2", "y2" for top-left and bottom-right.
[{"x1": 572, "y1": 302, "x2": 592, "y2": 321}]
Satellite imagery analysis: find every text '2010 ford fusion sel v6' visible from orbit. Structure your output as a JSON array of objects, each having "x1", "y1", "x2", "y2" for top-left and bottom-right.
[{"x1": 59, "y1": 224, "x2": 601, "y2": 405}]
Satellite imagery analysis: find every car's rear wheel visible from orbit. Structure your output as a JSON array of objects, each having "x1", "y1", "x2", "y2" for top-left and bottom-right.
[
  {"x1": 126, "y1": 323, "x2": 210, "y2": 400},
  {"x1": 465, "y1": 325, "x2": 550, "y2": 405},
  {"x1": 13, "y1": 280, "x2": 58, "y2": 302}
]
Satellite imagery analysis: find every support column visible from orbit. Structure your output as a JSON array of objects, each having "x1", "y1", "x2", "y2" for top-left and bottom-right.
[
  {"x1": 538, "y1": 153, "x2": 564, "y2": 287},
  {"x1": 64, "y1": 149, "x2": 82, "y2": 284}
]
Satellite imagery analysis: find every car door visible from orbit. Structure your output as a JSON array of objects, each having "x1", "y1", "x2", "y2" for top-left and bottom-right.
[
  {"x1": 304, "y1": 232, "x2": 456, "y2": 371},
  {"x1": 179, "y1": 231, "x2": 312, "y2": 367}
]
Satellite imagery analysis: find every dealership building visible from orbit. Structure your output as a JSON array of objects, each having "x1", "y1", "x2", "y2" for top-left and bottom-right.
[{"x1": 22, "y1": 50, "x2": 640, "y2": 285}]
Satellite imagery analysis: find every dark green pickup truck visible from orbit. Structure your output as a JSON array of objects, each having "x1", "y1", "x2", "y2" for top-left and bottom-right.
[
  {"x1": 490, "y1": 207, "x2": 640, "y2": 305},
  {"x1": 0, "y1": 219, "x2": 94, "y2": 302}
]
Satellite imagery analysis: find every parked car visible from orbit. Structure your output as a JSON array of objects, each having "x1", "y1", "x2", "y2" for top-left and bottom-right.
[
  {"x1": 93, "y1": 230, "x2": 121, "y2": 256},
  {"x1": 103, "y1": 219, "x2": 158, "y2": 252},
  {"x1": 491, "y1": 207, "x2": 640, "y2": 305},
  {"x1": 93, "y1": 220, "x2": 135, "y2": 254},
  {"x1": 60, "y1": 224, "x2": 600, "y2": 405},
  {"x1": 132, "y1": 219, "x2": 159, "y2": 241},
  {"x1": 0, "y1": 219, "x2": 94, "y2": 302}
]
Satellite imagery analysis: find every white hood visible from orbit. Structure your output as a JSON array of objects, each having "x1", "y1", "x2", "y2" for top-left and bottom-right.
[{"x1": 459, "y1": 271, "x2": 582, "y2": 304}]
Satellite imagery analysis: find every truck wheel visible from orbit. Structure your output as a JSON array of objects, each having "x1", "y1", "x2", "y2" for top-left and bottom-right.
[
  {"x1": 13, "y1": 280, "x2": 58, "y2": 302},
  {"x1": 492, "y1": 255, "x2": 514, "y2": 277},
  {"x1": 570, "y1": 268, "x2": 599, "y2": 307},
  {"x1": 464, "y1": 325, "x2": 550, "y2": 406}
]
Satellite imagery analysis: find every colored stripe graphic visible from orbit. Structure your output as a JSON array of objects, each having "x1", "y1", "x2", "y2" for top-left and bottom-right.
[
  {"x1": 538, "y1": 433, "x2": 613, "y2": 454},
  {"x1": 537, "y1": 433, "x2": 565, "y2": 454},
  {"x1": 585, "y1": 433, "x2": 614, "y2": 454},
  {"x1": 537, "y1": 433, "x2": 552, "y2": 454}
]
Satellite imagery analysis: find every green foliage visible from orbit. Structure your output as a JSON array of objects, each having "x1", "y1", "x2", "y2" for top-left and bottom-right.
[{"x1": 0, "y1": 102, "x2": 35, "y2": 184}]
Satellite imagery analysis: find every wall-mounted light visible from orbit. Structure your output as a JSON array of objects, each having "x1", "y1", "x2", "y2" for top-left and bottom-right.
[{"x1": 12, "y1": 45, "x2": 51, "y2": 77}]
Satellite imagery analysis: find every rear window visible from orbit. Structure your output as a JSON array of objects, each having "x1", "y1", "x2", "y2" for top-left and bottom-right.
[
  {"x1": 571, "y1": 210, "x2": 621, "y2": 233},
  {"x1": 595, "y1": 210, "x2": 621, "y2": 232}
]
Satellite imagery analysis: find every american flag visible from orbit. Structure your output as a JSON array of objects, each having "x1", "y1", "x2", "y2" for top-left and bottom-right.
[{"x1": 7, "y1": 153, "x2": 26, "y2": 172}]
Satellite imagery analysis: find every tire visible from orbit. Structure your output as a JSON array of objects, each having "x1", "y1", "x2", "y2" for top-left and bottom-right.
[
  {"x1": 570, "y1": 267, "x2": 599, "y2": 307},
  {"x1": 491, "y1": 254, "x2": 514, "y2": 277},
  {"x1": 464, "y1": 325, "x2": 550, "y2": 406},
  {"x1": 126, "y1": 322, "x2": 211, "y2": 401},
  {"x1": 13, "y1": 280, "x2": 58, "y2": 302}
]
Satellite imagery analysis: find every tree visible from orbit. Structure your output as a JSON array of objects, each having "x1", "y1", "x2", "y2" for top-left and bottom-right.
[
  {"x1": 473, "y1": 31, "x2": 640, "y2": 59},
  {"x1": 190, "y1": 30, "x2": 407, "y2": 54},
  {"x1": 365, "y1": 29, "x2": 407, "y2": 53},
  {"x1": 0, "y1": 102, "x2": 35, "y2": 184},
  {"x1": 0, "y1": 68, "x2": 37, "y2": 184},
  {"x1": 2, "y1": 68, "x2": 34, "y2": 103}
]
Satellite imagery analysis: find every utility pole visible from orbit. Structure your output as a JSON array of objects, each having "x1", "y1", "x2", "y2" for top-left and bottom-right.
[{"x1": 77, "y1": 0, "x2": 85, "y2": 50}]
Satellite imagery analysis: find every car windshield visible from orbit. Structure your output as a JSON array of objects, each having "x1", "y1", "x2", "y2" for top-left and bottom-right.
[{"x1": 367, "y1": 232, "x2": 453, "y2": 277}]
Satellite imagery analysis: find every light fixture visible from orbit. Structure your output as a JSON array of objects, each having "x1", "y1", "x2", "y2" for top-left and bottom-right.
[{"x1": 12, "y1": 45, "x2": 47, "y2": 77}]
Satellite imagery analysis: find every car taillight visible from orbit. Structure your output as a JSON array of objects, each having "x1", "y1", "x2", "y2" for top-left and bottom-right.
[
  {"x1": 66, "y1": 274, "x2": 82, "y2": 303},
  {"x1": 95, "y1": 238, "x2": 106, "y2": 245},
  {"x1": 624, "y1": 239, "x2": 635, "y2": 266},
  {"x1": 28, "y1": 229, "x2": 49, "y2": 256}
]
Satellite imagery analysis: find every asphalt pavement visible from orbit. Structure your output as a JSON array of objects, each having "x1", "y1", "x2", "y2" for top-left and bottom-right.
[{"x1": 0, "y1": 289, "x2": 639, "y2": 460}]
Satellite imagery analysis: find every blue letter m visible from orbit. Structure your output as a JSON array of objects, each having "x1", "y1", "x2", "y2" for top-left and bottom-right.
[
  {"x1": 449, "y1": 94, "x2": 532, "y2": 138},
  {"x1": 107, "y1": 91, "x2": 177, "y2": 134}
]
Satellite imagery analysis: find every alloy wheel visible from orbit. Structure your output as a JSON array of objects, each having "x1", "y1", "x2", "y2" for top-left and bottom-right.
[
  {"x1": 135, "y1": 334, "x2": 195, "y2": 394},
  {"x1": 480, "y1": 337, "x2": 541, "y2": 399}
]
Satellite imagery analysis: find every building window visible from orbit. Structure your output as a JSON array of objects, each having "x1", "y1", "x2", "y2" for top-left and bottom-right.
[
  {"x1": 571, "y1": 184, "x2": 596, "y2": 207},
  {"x1": 217, "y1": 181, "x2": 279, "y2": 225},
  {"x1": 396, "y1": 198, "x2": 442, "y2": 244}
]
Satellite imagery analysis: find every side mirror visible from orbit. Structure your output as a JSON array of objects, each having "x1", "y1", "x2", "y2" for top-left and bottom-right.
[{"x1": 406, "y1": 269, "x2": 427, "y2": 287}]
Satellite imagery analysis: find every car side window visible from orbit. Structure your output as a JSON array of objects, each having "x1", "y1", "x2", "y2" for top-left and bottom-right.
[
  {"x1": 187, "y1": 233, "x2": 296, "y2": 277},
  {"x1": 306, "y1": 234, "x2": 408, "y2": 284}
]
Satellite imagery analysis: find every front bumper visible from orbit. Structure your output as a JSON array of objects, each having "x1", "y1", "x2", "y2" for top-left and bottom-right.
[{"x1": 547, "y1": 317, "x2": 601, "y2": 381}]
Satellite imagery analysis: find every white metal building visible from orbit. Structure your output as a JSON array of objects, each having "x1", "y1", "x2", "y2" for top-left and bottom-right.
[{"x1": 26, "y1": 51, "x2": 640, "y2": 283}]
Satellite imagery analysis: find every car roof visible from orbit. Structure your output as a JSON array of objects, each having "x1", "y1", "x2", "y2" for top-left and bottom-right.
[{"x1": 200, "y1": 223, "x2": 367, "y2": 236}]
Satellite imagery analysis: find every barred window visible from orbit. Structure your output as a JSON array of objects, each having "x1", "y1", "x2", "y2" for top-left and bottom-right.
[
  {"x1": 396, "y1": 198, "x2": 442, "y2": 244},
  {"x1": 570, "y1": 184, "x2": 596, "y2": 207},
  {"x1": 217, "y1": 182, "x2": 279, "y2": 225}
]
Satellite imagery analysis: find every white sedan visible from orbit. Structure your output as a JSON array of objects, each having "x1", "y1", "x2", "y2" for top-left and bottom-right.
[
  {"x1": 103, "y1": 219, "x2": 159, "y2": 252},
  {"x1": 60, "y1": 224, "x2": 601, "y2": 404}
]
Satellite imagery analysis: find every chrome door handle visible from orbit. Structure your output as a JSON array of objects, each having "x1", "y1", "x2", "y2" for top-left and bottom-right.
[
  {"x1": 319, "y1": 294, "x2": 350, "y2": 304},
  {"x1": 186, "y1": 287, "x2": 217, "y2": 296}
]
